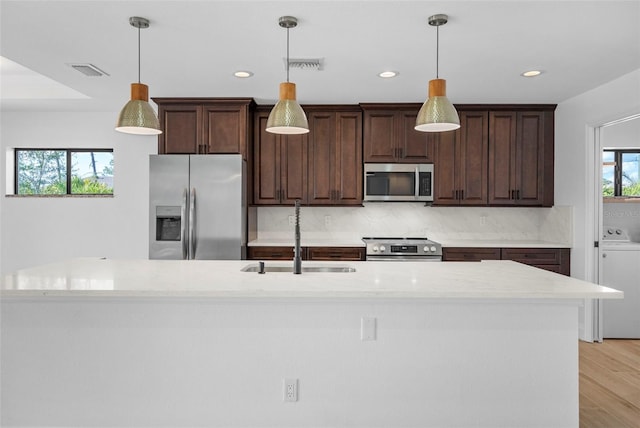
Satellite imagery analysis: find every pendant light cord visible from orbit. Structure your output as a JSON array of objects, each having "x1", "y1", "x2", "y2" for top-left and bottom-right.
[
  {"x1": 286, "y1": 26, "x2": 290, "y2": 83},
  {"x1": 436, "y1": 24, "x2": 439, "y2": 79},
  {"x1": 137, "y1": 25, "x2": 141, "y2": 84}
]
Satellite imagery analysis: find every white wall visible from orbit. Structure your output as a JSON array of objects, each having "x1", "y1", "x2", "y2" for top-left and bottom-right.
[
  {"x1": 0, "y1": 112, "x2": 157, "y2": 275},
  {"x1": 555, "y1": 68, "x2": 640, "y2": 281}
]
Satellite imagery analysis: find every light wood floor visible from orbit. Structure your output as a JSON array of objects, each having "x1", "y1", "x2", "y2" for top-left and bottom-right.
[{"x1": 580, "y1": 339, "x2": 640, "y2": 428}]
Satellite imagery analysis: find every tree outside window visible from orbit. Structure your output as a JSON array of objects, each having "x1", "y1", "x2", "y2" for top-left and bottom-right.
[
  {"x1": 603, "y1": 150, "x2": 640, "y2": 197},
  {"x1": 16, "y1": 149, "x2": 114, "y2": 195}
]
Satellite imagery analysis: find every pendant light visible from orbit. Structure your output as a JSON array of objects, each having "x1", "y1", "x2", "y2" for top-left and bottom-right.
[
  {"x1": 115, "y1": 16, "x2": 162, "y2": 135},
  {"x1": 415, "y1": 14, "x2": 460, "y2": 133},
  {"x1": 266, "y1": 16, "x2": 309, "y2": 135}
]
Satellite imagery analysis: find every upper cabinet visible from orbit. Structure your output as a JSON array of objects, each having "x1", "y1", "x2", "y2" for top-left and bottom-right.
[
  {"x1": 433, "y1": 111, "x2": 489, "y2": 205},
  {"x1": 253, "y1": 106, "x2": 363, "y2": 206},
  {"x1": 488, "y1": 108, "x2": 555, "y2": 206},
  {"x1": 361, "y1": 103, "x2": 436, "y2": 163},
  {"x1": 307, "y1": 107, "x2": 363, "y2": 205},
  {"x1": 434, "y1": 105, "x2": 555, "y2": 207},
  {"x1": 153, "y1": 98, "x2": 255, "y2": 159},
  {"x1": 253, "y1": 109, "x2": 308, "y2": 205}
]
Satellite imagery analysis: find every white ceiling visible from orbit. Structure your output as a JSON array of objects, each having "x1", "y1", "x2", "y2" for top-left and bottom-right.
[{"x1": 1, "y1": 0, "x2": 639, "y2": 112}]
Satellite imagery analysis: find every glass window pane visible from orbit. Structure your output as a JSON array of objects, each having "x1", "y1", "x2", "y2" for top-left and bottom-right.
[
  {"x1": 621, "y1": 152, "x2": 640, "y2": 196},
  {"x1": 16, "y1": 150, "x2": 67, "y2": 195},
  {"x1": 602, "y1": 151, "x2": 615, "y2": 197},
  {"x1": 70, "y1": 151, "x2": 114, "y2": 194}
]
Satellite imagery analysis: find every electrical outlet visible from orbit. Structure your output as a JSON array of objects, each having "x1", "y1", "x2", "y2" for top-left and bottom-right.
[
  {"x1": 288, "y1": 215, "x2": 295, "y2": 226},
  {"x1": 324, "y1": 215, "x2": 332, "y2": 227},
  {"x1": 283, "y1": 378, "x2": 298, "y2": 402},
  {"x1": 361, "y1": 317, "x2": 376, "y2": 341}
]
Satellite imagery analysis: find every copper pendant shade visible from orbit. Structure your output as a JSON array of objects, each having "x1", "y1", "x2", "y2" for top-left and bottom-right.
[
  {"x1": 266, "y1": 16, "x2": 309, "y2": 135},
  {"x1": 415, "y1": 14, "x2": 460, "y2": 133},
  {"x1": 115, "y1": 17, "x2": 161, "y2": 136}
]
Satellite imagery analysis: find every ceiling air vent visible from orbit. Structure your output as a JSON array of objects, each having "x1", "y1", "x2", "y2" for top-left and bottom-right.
[
  {"x1": 284, "y1": 58, "x2": 324, "y2": 71},
  {"x1": 68, "y1": 63, "x2": 109, "y2": 77}
]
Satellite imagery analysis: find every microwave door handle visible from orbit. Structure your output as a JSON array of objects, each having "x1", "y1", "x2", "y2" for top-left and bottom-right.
[
  {"x1": 181, "y1": 188, "x2": 188, "y2": 260},
  {"x1": 415, "y1": 165, "x2": 420, "y2": 198},
  {"x1": 189, "y1": 187, "x2": 197, "y2": 259}
]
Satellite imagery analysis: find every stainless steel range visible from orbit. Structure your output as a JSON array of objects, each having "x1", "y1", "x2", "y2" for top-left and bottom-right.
[{"x1": 362, "y1": 237, "x2": 443, "y2": 261}]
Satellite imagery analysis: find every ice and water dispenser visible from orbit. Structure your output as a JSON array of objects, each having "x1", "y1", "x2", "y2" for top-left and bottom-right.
[{"x1": 155, "y1": 206, "x2": 182, "y2": 241}]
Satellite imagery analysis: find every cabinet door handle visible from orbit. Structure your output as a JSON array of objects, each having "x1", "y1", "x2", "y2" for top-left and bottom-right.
[
  {"x1": 460, "y1": 189, "x2": 464, "y2": 200},
  {"x1": 516, "y1": 190, "x2": 520, "y2": 200}
]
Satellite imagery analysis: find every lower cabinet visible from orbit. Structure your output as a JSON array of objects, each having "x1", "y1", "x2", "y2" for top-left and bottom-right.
[
  {"x1": 247, "y1": 246, "x2": 295, "y2": 260},
  {"x1": 248, "y1": 246, "x2": 365, "y2": 261},
  {"x1": 306, "y1": 247, "x2": 366, "y2": 261},
  {"x1": 442, "y1": 247, "x2": 570, "y2": 276},
  {"x1": 441, "y1": 247, "x2": 501, "y2": 262}
]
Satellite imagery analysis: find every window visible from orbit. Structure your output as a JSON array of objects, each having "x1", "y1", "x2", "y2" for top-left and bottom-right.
[
  {"x1": 15, "y1": 149, "x2": 113, "y2": 195},
  {"x1": 603, "y1": 150, "x2": 640, "y2": 197}
]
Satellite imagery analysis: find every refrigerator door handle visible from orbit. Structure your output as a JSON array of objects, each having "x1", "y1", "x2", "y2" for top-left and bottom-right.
[
  {"x1": 181, "y1": 188, "x2": 188, "y2": 260},
  {"x1": 189, "y1": 187, "x2": 197, "y2": 259}
]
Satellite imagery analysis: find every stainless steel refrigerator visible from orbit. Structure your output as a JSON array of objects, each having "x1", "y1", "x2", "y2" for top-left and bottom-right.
[{"x1": 149, "y1": 154, "x2": 246, "y2": 260}]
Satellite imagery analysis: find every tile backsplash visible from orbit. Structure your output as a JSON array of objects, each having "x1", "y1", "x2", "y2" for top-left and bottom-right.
[{"x1": 257, "y1": 204, "x2": 573, "y2": 245}]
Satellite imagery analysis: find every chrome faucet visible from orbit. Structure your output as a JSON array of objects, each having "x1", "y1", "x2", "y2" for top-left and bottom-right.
[{"x1": 293, "y1": 199, "x2": 302, "y2": 274}]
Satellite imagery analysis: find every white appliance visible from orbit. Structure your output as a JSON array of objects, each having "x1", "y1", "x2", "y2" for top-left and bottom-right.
[
  {"x1": 600, "y1": 228, "x2": 640, "y2": 338},
  {"x1": 149, "y1": 154, "x2": 246, "y2": 260}
]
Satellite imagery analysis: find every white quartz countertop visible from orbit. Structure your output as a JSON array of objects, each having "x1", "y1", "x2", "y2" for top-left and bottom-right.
[
  {"x1": 438, "y1": 239, "x2": 570, "y2": 248},
  {"x1": 248, "y1": 238, "x2": 569, "y2": 248},
  {"x1": 248, "y1": 238, "x2": 366, "y2": 247},
  {"x1": 1, "y1": 258, "x2": 620, "y2": 300}
]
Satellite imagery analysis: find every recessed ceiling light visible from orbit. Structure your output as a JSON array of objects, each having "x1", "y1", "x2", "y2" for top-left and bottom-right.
[
  {"x1": 521, "y1": 70, "x2": 542, "y2": 77},
  {"x1": 378, "y1": 71, "x2": 398, "y2": 78},
  {"x1": 234, "y1": 71, "x2": 253, "y2": 78}
]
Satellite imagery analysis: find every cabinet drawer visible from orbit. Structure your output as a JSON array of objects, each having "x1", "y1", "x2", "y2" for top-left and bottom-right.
[
  {"x1": 442, "y1": 247, "x2": 501, "y2": 262},
  {"x1": 501, "y1": 248, "x2": 561, "y2": 265},
  {"x1": 307, "y1": 247, "x2": 366, "y2": 261},
  {"x1": 248, "y1": 246, "x2": 296, "y2": 260}
]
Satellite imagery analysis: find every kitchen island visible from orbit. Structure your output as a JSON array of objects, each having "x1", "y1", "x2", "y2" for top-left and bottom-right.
[{"x1": 1, "y1": 258, "x2": 622, "y2": 428}]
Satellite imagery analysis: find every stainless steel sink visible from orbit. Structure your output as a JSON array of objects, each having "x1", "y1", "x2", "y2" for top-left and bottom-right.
[{"x1": 241, "y1": 264, "x2": 356, "y2": 273}]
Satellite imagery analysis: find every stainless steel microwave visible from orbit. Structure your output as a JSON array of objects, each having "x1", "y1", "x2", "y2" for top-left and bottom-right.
[{"x1": 364, "y1": 163, "x2": 434, "y2": 202}]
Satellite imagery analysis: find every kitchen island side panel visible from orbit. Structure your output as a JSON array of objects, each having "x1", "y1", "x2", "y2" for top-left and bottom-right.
[{"x1": 1, "y1": 298, "x2": 578, "y2": 428}]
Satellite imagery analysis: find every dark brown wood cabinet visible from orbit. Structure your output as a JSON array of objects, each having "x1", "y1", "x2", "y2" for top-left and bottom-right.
[
  {"x1": 253, "y1": 106, "x2": 363, "y2": 206},
  {"x1": 306, "y1": 247, "x2": 366, "y2": 261},
  {"x1": 307, "y1": 108, "x2": 362, "y2": 205},
  {"x1": 361, "y1": 103, "x2": 436, "y2": 163},
  {"x1": 501, "y1": 248, "x2": 570, "y2": 275},
  {"x1": 253, "y1": 109, "x2": 308, "y2": 205},
  {"x1": 248, "y1": 246, "x2": 365, "y2": 261},
  {"x1": 442, "y1": 247, "x2": 501, "y2": 261},
  {"x1": 488, "y1": 109, "x2": 554, "y2": 206},
  {"x1": 443, "y1": 247, "x2": 570, "y2": 276},
  {"x1": 435, "y1": 105, "x2": 555, "y2": 207},
  {"x1": 434, "y1": 111, "x2": 489, "y2": 205},
  {"x1": 154, "y1": 98, "x2": 255, "y2": 158},
  {"x1": 247, "y1": 246, "x2": 296, "y2": 260}
]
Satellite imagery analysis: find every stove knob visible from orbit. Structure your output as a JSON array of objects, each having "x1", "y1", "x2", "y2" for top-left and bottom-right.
[
  {"x1": 372, "y1": 245, "x2": 379, "y2": 252},
  {"x1": 379, "y1": 245, "x2": 386, "y2": 252},
  {"x1": 423, "y1": 246, "x2": 429, "y2": 252},
  {"x1": 607, "y1": 229, "x2": 614, "y2": 235},
  {"x1": 430, "y1": 246, "x2": 437, "y2": 252},
  {"x1": 616, "y1": 229, "x2": 622, "y2": 235}
]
